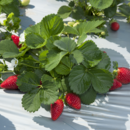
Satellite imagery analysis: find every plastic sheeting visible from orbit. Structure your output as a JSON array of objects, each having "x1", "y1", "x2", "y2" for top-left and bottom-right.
[{"x1": 0, "y1": 0, "x2": 130, "y2": 129}]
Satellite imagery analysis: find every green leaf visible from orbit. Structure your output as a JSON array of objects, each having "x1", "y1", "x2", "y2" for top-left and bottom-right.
[
  {"x1": 57, "y1": 6, "x2": 72, "y2": 19},
  {"x1": 39, "y1": 50, "x2": 48, "y2": 62},
  {"x1": 45, "y1": 51, "x2": 68, "y2": 71},
  {"x1": 104, "y1": 5, "x2": 117, "y2": 18},
  {"x1": 55, "y1": 56, "x2": 73, "y2": 75},
  {"x1": 40, "y1": 89, "x2": 58, "y2": 105},
  {"x1": 40, "y1": 74, "x2": 59, "y2": 104},
  {"x1": 94, "y1": 52, "x2": 111, "y2": 70},
  {"x1": 113, "y1": 61, "x2": 118, "y2": 70},
  {"x1": 24, "y1": 23, "x2": 40, "y2": 36},
  {"x1": 17, "y1": 48, "x2": 30, "y2": 58},
  {"x1": 89, "y1": 0, "x2": 113, "y2": 10},
  {"x1": 50, "y1": 70, "x2": 60, "y2": 78},
  {"x1": 41, "y1": 74, "x2": 61, "y2": 89},
  {"x1": 60, "y1": 77, "x2": 71, "y2": 92},
  {"x1": 62, "y1": 26, "x2": 79, "y2": 35},
  {"x1": 71, "y1": 6, "x2": 85, "y2": 20},
  {"x1": 46, "y1": 36, "x2": 60, "y2": 50},
  {"x1": 116, "y1": 0, "x2": 125, "y2": 5},
  {"x1": 54, "y1": 37, "x2": 76, "y2": 52},
  {"x1": 77, "y1": 32, "x2": 87, "y2": 45},
  {"x1": 75, "y1": 21, "x2": 104, "y2": 35},
  {"x1": 34, "y1": 69, "x2": 46, "y2": 79},
  {"x1": 14, "y1": 65, "x2": 35, "y2": 74},
  {"x1": 17, "y1": 72, "x2": 41, "y2": 92},
  {"x1": 19, "y1": 55, "x2": 39, "y2": 68},
  {"x1": 84, "y1": 50, "x2": 102, "y2": 68},
  {"x1": 89, "y1": 69, "x2": 113, "y2": 93},
  {"x1": 80, "y1": 86, "x2": 97, "y2": 105},
  {"x1": 89, "y1": 28, "x2": 103, "y2": 33},
  {"x1": 71, "y1": 50, "x2": 84, "y2": 64},
  {"x1": 69, "y1": 1, "x2": 75, "y2": 7},
  {"x1": 79, "y1": 40, "x2": 102, "y2": 68},
  {"x1": 69, "y1": 65, "x2": 91, "y2": 95},
  {"x1": 25, "y1": 33, "x2": 45, "y2": 49},
  {"x1": 0, "y1": 6, "x2": 2, "y2": 13},
  {"x1": 41, "y1": 74, "x2": 53, "y2": 84},
  {"x1": 22, "y1": 89, "x2": 41, "y2": 112},
  {"x1": 79, "y1": 40, "x2": 97, "y2": 52},
  {"x1": 40, "y1": 14, "x2": 64, "y2": 38},
  {"x1": 69, "y1": 54, "x2": 77, "y2": 64},
  {"x1": 2, "y1": 1, "x2": 20, "y2": 16},
  {"x1": 119, "y1": 4, "x2": 130, "y2": 16},
  {"x1": 0, "y1": 0, "x2": 13, "y2": 5},
  {"x1": 0, "y1": 39, "x2": 19, "y2": 58}
]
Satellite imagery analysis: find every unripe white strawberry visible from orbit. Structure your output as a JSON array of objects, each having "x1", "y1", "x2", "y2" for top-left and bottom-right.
[{"x1": 20, "y1": 0, "x2": 30, "y2": 6}]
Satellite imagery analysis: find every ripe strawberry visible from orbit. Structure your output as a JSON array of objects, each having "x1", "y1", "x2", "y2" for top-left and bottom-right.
[
  {"x1": 103, "y1": 51, "x2": 106, "y2": 53},
  {"x1": 109, "y1": 79, "x2": 122, "y2": 91},
  {"x1": 111, "y1": 22, "x2": 120, "y2": 31},
  {"x1": 51, "y1": 99, "x2": 64, "y2": 121},
  {"x1": 11, "y1": 35, "x2": 21, "y2": 48},
  {"x1": 115, "y1": 67, "x2": 130, "y2": 84},
  {"x1": 65, "y1": 93, "x2": 81, "y2": 110},
  {"x1": 0, "y1": 75, "x2": 18, "y2": 89}
]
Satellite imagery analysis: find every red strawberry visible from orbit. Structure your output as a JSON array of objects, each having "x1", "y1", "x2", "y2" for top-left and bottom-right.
[
  {"x1": 11, "y1": 35, "x2": 21, "y2": 48},
  {"x1": 51, "y1": 99, "x2": 64, "y2": 121},
  {"x1": 109, "y1": 79, "x2": 122, "y2": 91},
  {"x1": 111, "y1": 22, "x2": 120, "y2": 31},
  {"x1": 0, "y1": 75, "x2": 18, "y2": 89},
  {"x1": 103, "y1": 51, "x2": 106, "y2": 53},
  {"x1": 65, "y1": 93, "x2": 81, "y2": 110},
  {"x1": 115, "y1": 67, "x2": 130, "y2": 84}
]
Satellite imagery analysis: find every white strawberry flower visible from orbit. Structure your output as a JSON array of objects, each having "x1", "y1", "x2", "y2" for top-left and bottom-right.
[
  {"x1": 0, "y1": 13, "x2": 6, "y2": 25},
  {"x1": 10, "y1": 30, "x2": 18, "y2": 36},
  {"x1": 19, "y1": 32, "x2": 25, "y2": 42},
  {"x1": 8, "y1": 19, "x2": 14, "y2": 26},
  {"x1": 11, "y1": 58, "x2": 18, "y2": 67},
  {"x1": 19, "y1": 25, "x2": 22, "y2": 30}
]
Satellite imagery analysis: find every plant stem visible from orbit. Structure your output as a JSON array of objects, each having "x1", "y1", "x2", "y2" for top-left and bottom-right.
[
  {"x1": 0, "y1": 70, "x2": 14, "y2": 73},
  {"x1": 19, "y1": 63, "x2": 40, "y2": 69}
]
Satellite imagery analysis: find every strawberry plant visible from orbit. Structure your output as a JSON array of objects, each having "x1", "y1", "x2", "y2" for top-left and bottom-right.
[
  {"x1": 57, "y1": 0, "x2": 130, "y2": 37},
  {"x1": 118, "y1": 2, "x2": 130, "y2": 23},
  {"x1": 0, "y1": 14, "x2": 114, "y2": 120}
]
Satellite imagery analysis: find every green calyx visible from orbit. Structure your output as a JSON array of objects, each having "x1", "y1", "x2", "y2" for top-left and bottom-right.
[
  {"x1": 112, "y1": 61, "x2": 118, "y2": 79},
  {"x1": 112, "y1": 69, "x2": 118, "y2": 79}
]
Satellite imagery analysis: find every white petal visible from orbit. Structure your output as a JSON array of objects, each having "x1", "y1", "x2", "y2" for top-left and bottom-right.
[
  {"x1": 0, "y1": 13, "x2": 6, "y2": 18},
  {"x1": 9, "y1": 20, "x2": 14, "y2": 26},
  {"x1": 20, "y1": 32, "x2": 25, "y2": 42}
]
